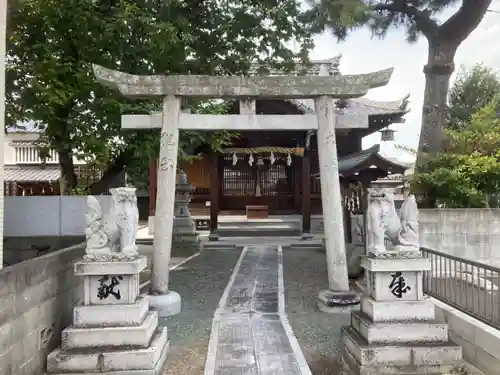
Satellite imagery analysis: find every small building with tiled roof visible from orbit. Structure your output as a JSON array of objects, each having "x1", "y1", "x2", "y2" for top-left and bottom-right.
[{"x1": 3, "y1": 131, "x2": 100, "y2": 196}]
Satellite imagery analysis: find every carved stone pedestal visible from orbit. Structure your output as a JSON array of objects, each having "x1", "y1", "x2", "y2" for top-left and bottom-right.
[
  {"x1": 46, "y1": 255, "x2": 169, "y2": 375},
  {"x1": 340, "y1": 253, "x2": 464, "y2": 375}
]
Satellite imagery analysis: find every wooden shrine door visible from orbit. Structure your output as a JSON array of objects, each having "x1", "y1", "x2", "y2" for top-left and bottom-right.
[{"x1": 219, "y1": 154, "x2": 297, "y2": 213}]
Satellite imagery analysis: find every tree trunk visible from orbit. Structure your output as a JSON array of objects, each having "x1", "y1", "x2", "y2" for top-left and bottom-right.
[
  {"x1": 58, "y1": 149, "x2": 78, "y2": 195},
  {"x1": 416, "y1": 41, "x2": 457, "y2": 170},
  {"x1": 88, "y1": 163, "x2": 126, "y2": 195},
  {"x1": 88, "y1": 151, "x2": 131, "y2": 194}
]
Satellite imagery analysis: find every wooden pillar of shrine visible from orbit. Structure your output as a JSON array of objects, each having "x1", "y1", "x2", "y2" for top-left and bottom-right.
[
  {"x1": 341, "y1": 182, "x2": 353, "y2": 244},
  {"x1": 301, "y1": 133, "x2": 312, "y2": 239},
  {"x1": 293, "y1": 155, "x2": 301, "y2": 212},
  {"x1": 208, "y1": 153, "x2": 220, "y2": 240},
  {"x1": 148, "y1": 159, "x2": 158, "y2": 216}
]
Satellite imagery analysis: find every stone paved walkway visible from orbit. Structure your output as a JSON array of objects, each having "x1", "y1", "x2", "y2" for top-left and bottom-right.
[{"x1": 204, "y1": 245, "x2": 312, "y2": 375}]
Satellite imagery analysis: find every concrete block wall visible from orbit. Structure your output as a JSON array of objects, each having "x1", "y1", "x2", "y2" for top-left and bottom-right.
[
  {"x1": 4, "y1": 196, "x2": 113, "y2": 237},
  {"x1": 3, "y1": 236, "x2": 84, "y2": 267},
  {"x1": 433, "y1": 298, "x2": 500, "y2": 375},
  {"x1": 0, "y1": 244, "x2": 85, "y2": 375}
]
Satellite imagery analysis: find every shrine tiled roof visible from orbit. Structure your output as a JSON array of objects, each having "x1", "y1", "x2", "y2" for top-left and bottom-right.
[
  {"x1": 289, "y1": 95, "x2": 409, "y2": 119},
  {"x1": 4, "y1": 166, "x2": 60, "y2": 182},
  {"x1": 249, "y1": 54, "x2": 409, "y2": 121},
  {"x1": 338, "y1": 144, "x2": 408, "y2": 176}
]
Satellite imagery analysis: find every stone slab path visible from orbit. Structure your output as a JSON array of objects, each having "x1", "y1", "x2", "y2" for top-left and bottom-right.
[{"x1": 204, "y1": 245, "x2": 312, "y2": 375}]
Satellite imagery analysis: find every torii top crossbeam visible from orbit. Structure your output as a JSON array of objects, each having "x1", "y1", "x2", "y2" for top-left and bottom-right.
[{"x1": 92, "y1": 64, "x2": 394, "y2": 99}]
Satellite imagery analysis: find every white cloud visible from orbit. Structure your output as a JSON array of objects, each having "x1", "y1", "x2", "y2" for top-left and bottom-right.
[{"x1": 309, "y1": 1, "x2": 500, "y2": 159}]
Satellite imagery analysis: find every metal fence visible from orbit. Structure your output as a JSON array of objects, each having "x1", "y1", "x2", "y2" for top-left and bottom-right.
[{"x1": 422, "y1": 247, "x2": 500, "y2": 330}]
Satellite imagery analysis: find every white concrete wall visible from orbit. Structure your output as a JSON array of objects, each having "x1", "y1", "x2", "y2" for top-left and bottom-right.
[
  {"x1": 419, "y1": 209, "x2": 500, "y2": 266},
  {"x1": 433, "y1": 298, "x2": 500, "y2": 375},
  {"x1": 4, "y1": 196, "x2": 113, "y2": 237},
  {"x1": 311, "y1": 209, "x2": 500, "y2": 266},
  {"x1": 0, "y1": 0, "x2": 6, "y2": 268}
]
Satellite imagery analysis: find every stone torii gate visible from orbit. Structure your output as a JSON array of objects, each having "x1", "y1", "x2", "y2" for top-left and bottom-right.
[{"x1": 93, "y1": 64, "x2": 395, "y2": 314}]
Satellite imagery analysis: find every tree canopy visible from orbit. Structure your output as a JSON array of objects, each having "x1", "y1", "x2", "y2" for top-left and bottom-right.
[
  {"x1": 6, "y1": 0, "x2": 314, "y2": 193},
  {"x1": 306, "y1": 0, "x2": 492, "y2": 166},
  {"x1": 412, "y1": 97, "x2": 500, "y2": 208},
  {"x1": 447, "y1": 63, "x2": 500, "y2": 130}
]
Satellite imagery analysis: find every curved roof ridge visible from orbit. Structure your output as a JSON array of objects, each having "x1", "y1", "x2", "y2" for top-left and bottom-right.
[
  {"x1": 350, "y1": 94, "x2": 410, "y2": 112},
  {"x1": 337, "y1": 144, "x2": 379, "y2": 162},
  {"x1": 375, "y1": 150, "x2": 409, "y2": 169}
]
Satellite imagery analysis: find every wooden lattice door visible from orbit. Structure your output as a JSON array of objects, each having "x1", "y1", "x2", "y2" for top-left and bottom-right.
[{"x1": 219, "y1": 154, "x2": 296, "y2": 213}]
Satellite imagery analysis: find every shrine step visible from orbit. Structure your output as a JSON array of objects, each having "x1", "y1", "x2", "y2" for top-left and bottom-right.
[
  {"x1": 284, "y1": 242, "x2": 325, "y2": 251},
  {"x1": 47, "y1": 328, "x2": 168, "y2": 374},
  {"x1": 217, "y1": 224, "x2": 301, "y2": 237},
  {"x1": 351, "y1": 311, "x2": 449, "y2": 344},
  {"x1": 202, "y1": 243, "x2": 239, "y2": 251},
  {"x1": 341, "y1": 326, "x2": 462, "y2": 368},
  {"x1": 61, "y1": 311, "x2": 158, "y2": 350}
]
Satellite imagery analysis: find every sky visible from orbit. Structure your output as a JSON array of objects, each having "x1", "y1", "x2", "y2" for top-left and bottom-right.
[{"x1": 308, "y1": 0, "x2": 500, "y2": 162}]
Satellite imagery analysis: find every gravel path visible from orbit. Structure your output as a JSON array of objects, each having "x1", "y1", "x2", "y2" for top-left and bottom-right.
[
  {"x1": 283, "y1": 249, "x2": 350, "y2": 375},
  {"x1": 161, "y1": 249, "x2": 242, "y2": 375}
]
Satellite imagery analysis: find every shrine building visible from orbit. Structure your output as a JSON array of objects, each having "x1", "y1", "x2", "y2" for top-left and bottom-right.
[{"x1": 146, "y1": 55, "x2": 409, "y2": 235}]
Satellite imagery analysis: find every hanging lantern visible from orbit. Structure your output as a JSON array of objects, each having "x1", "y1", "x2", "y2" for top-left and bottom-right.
[
  {"x1": 269, "y1": 152, "x2": 276, "y2": 165},
  {"x1": 286, "y1": 153, "x2": 292, "y2": 166},
  {"x1": 248, "y1": 153, "x2": 254, "y2": 166},
  {"x1": 232, "y1": 152, "x2": 238, "y2": 166},
  {"x1": 380, "y1": 128, "x2": 396, "y2": 142}
]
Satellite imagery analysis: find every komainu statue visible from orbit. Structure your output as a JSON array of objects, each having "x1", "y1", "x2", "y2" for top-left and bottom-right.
[
  {"x1": 366, "y1": 188, "x2": 420, "y2": 255},
  {"x1": 84, "y1": 187, "x2": 139, "y2": 259}
]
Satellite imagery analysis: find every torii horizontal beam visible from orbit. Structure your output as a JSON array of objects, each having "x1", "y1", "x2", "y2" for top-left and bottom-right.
[
  {"x1": 92, "y1": 64, "x2": 394, "y2": 99},
  {"x1": 121, "y1": 112, "x2": 369, "y2": 130}
]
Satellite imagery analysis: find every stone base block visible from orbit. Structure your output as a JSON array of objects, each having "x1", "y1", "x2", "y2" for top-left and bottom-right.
[
  {"x1": 61, "y1": 311, "x2": 158, "y2": 350},
  {"x1": 361, "y1": 297, "x2": 435, "y2": 322},
  {"x1": 342, "y1": 345, "x2": 464, "y2": 375},
  {"x1": 74, "y1": 294, "x2": 150, "y2": 328},
  {"x1": 317, "y1": 290, "x2": 360, "y2": 314},
  {"x1": 173, "y1": 226, "x2": 196, "y2": 236},
  {"x1": 301, "y1": 232, "x2": 314, "y2": 240},
  {"x1": 208, "y1": 232, "x2": 220, "y2": 241},
  {"x1": 342, "y1": 326, "x2": 462, "y2": 368},
  {"x1": 351, "y1": 312, "x2": 448, "y2": 344},
  {"x1": 75, "y1": 256, "x2": 148, "y2": 276},
  {"x1": 174, "y1": 216, "x2": 194, "y2": 227},
  {"x1": 47, "y1": 328, "x2": 169, "y2": 375},
  {"x1": 361, "y1": 256, "x2": 431, "y2": 273},
  {"x1": 172, "y1": 235, "x2": 200, "y2": 244},
  {"x1": 149, "y1": 291, "x2": 181, "y2": 317}
]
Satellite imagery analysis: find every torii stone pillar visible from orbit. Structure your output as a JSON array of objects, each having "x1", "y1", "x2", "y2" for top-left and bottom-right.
[
  {"x1": 92, "y1": 64, "x2": 395, "y2": 316},
  {"x1": 146, "y1": 95, "x2": 182, "y2": 315},
  {"x1": 315, "y1": 95, "x2": 355, "y2": 310}
]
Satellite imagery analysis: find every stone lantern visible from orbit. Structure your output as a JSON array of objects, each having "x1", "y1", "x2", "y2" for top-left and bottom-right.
[
  {"x1": 172, "y1": 170, "x2": 201, "y2": 255},
  {"x1": 174, "y1": 170, "x2": 194, "y2": 220}
]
